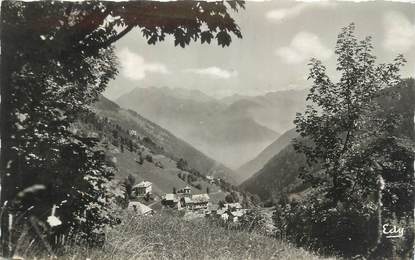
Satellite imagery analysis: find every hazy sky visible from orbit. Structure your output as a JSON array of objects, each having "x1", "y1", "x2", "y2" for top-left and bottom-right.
[{"x1": 104, "y1": 0, "x2": 415, "y2": 100}]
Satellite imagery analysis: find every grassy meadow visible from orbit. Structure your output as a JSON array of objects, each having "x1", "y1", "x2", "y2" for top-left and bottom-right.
[{"x1": 18, "y1": 211, "x2": 337, "y2": 260}]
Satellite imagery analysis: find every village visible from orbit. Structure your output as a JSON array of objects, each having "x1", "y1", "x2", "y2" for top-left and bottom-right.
[{"x1": 127, "y1": 180, "x2": 248, "y2": 223}]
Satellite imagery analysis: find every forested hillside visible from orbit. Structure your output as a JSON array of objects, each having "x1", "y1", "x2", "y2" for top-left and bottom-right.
[{"x1": 240, "y1": 144, "x2": 306, "y2": 200}]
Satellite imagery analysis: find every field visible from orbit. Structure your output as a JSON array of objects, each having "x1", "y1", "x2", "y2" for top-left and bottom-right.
[{"x1": 21, "y1": 211, "x2": 336, "y2": 260}]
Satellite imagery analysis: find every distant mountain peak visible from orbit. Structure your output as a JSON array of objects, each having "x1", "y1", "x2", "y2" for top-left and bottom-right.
[{"x1": 127, "y1": 86, "x2": 216, "y2": 104}]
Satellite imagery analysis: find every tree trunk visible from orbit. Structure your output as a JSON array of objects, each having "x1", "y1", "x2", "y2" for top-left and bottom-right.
[
  {"x1": 1, "y1": 4, "x2": 20, "y2": 257},
  {"x1": 368, "y1": 174, "x2": 383, "y2": 258}
]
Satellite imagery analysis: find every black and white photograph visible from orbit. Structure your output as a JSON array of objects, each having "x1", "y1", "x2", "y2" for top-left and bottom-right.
[{"x1": 0, "y1": 0, "x2": 414, "y2": 259}]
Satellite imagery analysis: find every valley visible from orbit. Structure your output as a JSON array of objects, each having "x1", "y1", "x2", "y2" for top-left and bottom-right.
[{"x1": 115, "y1": 86, "x2": 307, "y2": 171}]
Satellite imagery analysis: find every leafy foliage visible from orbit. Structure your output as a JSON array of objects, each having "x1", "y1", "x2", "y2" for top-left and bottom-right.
[
  {"x1": 274, "y1": 24, "x2": 414, "y2": 258},
  {"x1": 123, "y1": 174, "x2": 136, "y2": 201},
  {"x1": 1, "y1": 1, "x2": 243, "y2": 255},
  {"x1": 225, "y1": 191, "x2": 240, "y2": 203},
  {"x1": 176, "y1": 158, "x2": 189, "y2": 171},
  {"x1": 239, "y1": 208, "x2": 267, "y2": 233}
]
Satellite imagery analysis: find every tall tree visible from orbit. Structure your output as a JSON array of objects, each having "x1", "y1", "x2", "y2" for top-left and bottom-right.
[
  {"x1": 294, "y1": 23, "x2": 408, "y2": 204},
  {"x1": 292, "y1": 23, "x2": 413, "y2": 257},
  {"x1": 123, "y1": 174, "x2": 137, "y2": 200},
  {"x1": 0, "y1": 1, "x2": 244, "y2": 256}
]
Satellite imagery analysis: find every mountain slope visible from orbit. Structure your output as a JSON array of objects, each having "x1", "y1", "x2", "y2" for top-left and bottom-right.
[
  {"x1": 116, "y1": 87, "x2": 279, "y2": 168},
  {"x1": 93, "y1": 96, "x2": 237, "y2": 183},
  {"x1": 107, "y1": 146, "x2": 227, "y2": 203},
  {"x1": 237, "y1": 128, "x2": 298, "y2": 183},
  {"x1": 240, "y1": 143, "x2": 306, "y2": 200}
]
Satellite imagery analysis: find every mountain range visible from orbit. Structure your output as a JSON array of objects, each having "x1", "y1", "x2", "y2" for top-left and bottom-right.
[{"x1": 115, "y1": 86, "x2": 307, "y2": 171}]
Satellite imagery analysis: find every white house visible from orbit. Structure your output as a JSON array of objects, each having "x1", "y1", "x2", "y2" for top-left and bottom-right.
[
  {"x1": 191, "y1": 194, "x2": 210, "y2": 209},
  {"x1": 161, "y1": 193, "x2": 181, "y2": 209},
  {"x1": 223, "y1": 202, "x2": 242, "y2": 211},
  {"x1": 133, "y1": 181, "x2": 152, "y2": 196},
  {"x1": 128, "y1": 129, "x2": 138, "y2": 137},
  {"x1": 183, "y1": 194, "x2": 210, "y2": 210},
  {"x1": 177, "y1": 186, "x2": 192, "y2": 197}
]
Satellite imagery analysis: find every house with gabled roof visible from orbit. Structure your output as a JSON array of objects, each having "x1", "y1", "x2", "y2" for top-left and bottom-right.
[
  {"x1": 128, "y1": 129, "x2": 138, "y2": 137},
  {"x1": 133, "y1": 181, "x2": 152, "y2": 196},
  {"x1": 191, "y1": 194, "x2": 210, "y2": 210},
  {"x1": 161, "y1": 193, "x2": 181, "y2": 210},
  {"x1": 181, "y1": 193, "x2": 210, "y2": 210},
  {"x1": 177, "y1": 186, "x2": 192, "y2": 197}
]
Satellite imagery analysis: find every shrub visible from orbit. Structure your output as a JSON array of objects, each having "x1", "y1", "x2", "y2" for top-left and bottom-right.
[
  {"x1": 145, "y1": 154, "x2": 153, "y2": 163},
  {"x1": 239, "y1": 208, "x2": 267, "y2": 233},
  {"x1": 176, "y1": 158, "x2": 188, "y2": 171},
  {"x1": 272, "y1": 188, "x2": 414, "y2": 258},
  {"x1": 142, "y1": 136, "x2": 155, "y2": 145},
  {"x1": 136, "y1": 154, "x2": 144, "y2": 165},
  {"x1": 224, "y1": 194, "x2": 236, "y2": 203},
  {"x1": 155, "y1": 161, "x2": 164, "y2": 168}
]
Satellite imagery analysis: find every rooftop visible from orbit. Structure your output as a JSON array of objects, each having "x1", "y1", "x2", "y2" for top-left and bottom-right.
[
  {"x1": 183, "y1": 197, "x2": 192, "y2": 204},
  {"x1": 128, "y1": 201, "x2": 153, "y2": 215},
  {"x1": 191, "y1": 194, "x2": 210, "y2": 203},
  {"x1": 224, "y1": 203, "x2": 242, "y2": 210},
  {"x1": 163, "y1": 193, "x2": 178, "y2": 201},
  {"x1": 134, "y1": 181, "x2": 152, "y2": 188}
]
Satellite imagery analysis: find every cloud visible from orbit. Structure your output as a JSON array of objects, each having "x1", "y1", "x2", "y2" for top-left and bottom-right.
[
  {"x1": 297, "y1": 0, "x2": 374, "y2": 2},
  {"x1": 384, "y1": 0, "x2": 415, "y2": 2},
  {"x1": 275, "y1": 32, "x2": 332, "y2": 64},
  {"x1": 117, "y1": 47, "x2": 169, "y2": 81},
  {"x1": 183, "y1": 67, "x2": 238, "y2": 79},
  {"x1": 266, "y1": 4, "x2": 308, "y2": 21},
  {"x1": 297, "y1": 0, "x2": 329, "y2": 2},
  {"x1": 266, "y1": 2, "x2": 334, "y2": 22},
  {"x1": 266, "y1": 1, "x2": 376, "y2": 23},
  {"x1": 336, "y1": 0, "x2": 375, "y2": 2},
  {"x1": 383, "y1": 11, "x2": 415, "y2": 53}
]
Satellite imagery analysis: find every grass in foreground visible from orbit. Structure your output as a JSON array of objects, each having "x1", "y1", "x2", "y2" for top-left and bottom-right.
[{"x1": 21, "y1": 211, "x2": 336, "y2": 260}]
